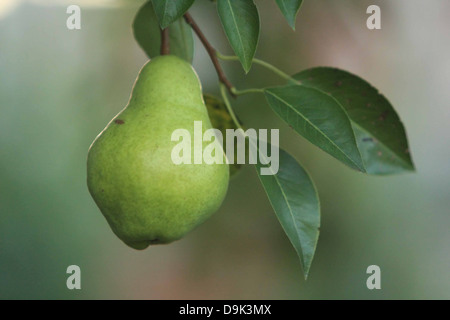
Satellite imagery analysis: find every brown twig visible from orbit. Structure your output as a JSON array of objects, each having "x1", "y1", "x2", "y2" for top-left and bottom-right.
[
  {"x1": 183, "y1": 12, "x2": 235, "y2": 97},
  {"x1": 160, "y1": 28, "x2": 170, "y2": 55}
]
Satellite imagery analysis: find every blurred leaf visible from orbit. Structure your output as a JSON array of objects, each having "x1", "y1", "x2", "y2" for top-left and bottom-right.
[
  {"x1": 133, "y1": 1, "x2": 194, "y2": 62},
  {"x1": 151, "y1": 0, "x2": 195, "y2": 29},
  {"x1": 217, "y1": 0, "x2": 260, "y2": 73},
  {"x1": 275, "y1": 0, "x2": 303, "y2": 30},
  {"x1": 133, "y1": 1, "x2": 160, "y2": 58},
  {"x1": 204, "y1": 94, "x2": 242, "y2": 176},
  {"x1": 254, "y1": 145, "x2": 320, "y2": 279},
  {"x1": 293, "y1": 68, "x2": 415, "y2": 174},
  {"x1": 264, "y1": 85, "x2": 365, "y2": 172},
  {"x1": 169, "y1": 18, "x2": 194, "y2": 62}
]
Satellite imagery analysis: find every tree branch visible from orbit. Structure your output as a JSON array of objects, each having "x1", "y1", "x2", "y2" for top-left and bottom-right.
[
  {"x1": 183, "y1": 12, "x2": 235, "y2": 97},
  {"x1": 160, "y1": 28, "x2": 170, "y2": 55}
]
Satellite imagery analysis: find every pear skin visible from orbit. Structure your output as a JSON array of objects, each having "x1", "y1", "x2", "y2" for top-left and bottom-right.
[{"x1": 87, "y1": 55, "x2": 229, "y2": 249}]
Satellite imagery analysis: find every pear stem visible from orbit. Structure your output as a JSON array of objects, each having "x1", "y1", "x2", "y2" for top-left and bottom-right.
[
  {"x1": 183, "y1": 12, "x2": 235, "y2": 97},
  {"x1": 160, "y1": 28, "x2": 170, "y2": 55}
]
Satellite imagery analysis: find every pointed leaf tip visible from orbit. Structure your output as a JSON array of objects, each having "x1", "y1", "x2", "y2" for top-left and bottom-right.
[
  {"x1": 254, "y1": 144, "x2": 320, "y2": 278},
  {"x1": 276, "y1": 0, "x2": 304, "y2": 30},
  {"x1": 217, "y1": 0, "x2": 260, "y2": 73},
  {"x1": 151, "y1": 0, "x2": 195, "y2": 29}
]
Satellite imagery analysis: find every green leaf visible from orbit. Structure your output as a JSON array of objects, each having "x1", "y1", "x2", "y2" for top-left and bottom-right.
[
  {"x1": 133, "y1": 1, "x2": 161, "y2": 58},
  {"x1": 151, "y1": 0, "x2": 195, "y2": 29},
  {"x1": 293, "y1": 68, "x2": 415, "y2": 174},
  {"x1": 275, "y1": 0, "x2": 303, "y2": 30},
  {"x1": 217, "y1": 0, "x2": 260, "y2": 73},
  {"x1": 254, "y1": 145, "x2": 320, "y2": 279},
  {"x1": 133, "y1": 1, "x2": 194, "y2": 62},
  {"x1": 168, "y1": 18, "x2": 194, "y2": 62},
  {"x1": 264, "y1": 85, "x2": 365, "y2": 172}
]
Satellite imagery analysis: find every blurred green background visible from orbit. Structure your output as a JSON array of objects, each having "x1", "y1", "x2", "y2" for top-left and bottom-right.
[{"x1": 1, "y1": 0, "x2": 449, "y2": 299}]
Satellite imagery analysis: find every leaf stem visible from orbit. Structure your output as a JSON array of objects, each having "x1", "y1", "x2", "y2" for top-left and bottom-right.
[
  {"x1": 220, "y1": 83, "x2": 244, "y2": 131},
  {"x1": 183, "y1": 12, "x2": 235, "y2": 97},
  {"x1": 231, "y1": 87, "x2": 264, "y2": 96},
  {"x1": 160, "y1": 27, "x2": 170, "y2": 55},
  {"x1": 217, "y1": 52, "x2": 300, "y2": 84}
]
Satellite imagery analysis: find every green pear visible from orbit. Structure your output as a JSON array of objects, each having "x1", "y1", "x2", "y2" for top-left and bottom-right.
[{"x1": 87, "y1": 55, "x2": 229, "y2": 250}]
